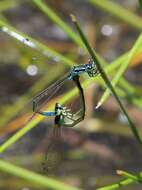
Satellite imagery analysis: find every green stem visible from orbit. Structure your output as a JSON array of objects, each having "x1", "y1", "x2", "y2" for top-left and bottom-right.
[
  {"x1": 98, "y1": 171, "x2": 142, "y2": 190},
  {"x1": 89, "y1": 0, "x2": 142, "y2": 30},
  {"x1": 117, "y1": 170, "x2": 141, "y2": 183},
  {"x1": 139, "y1": 0, "x2": 142, "y2": 8},
  {"x1": 71, "y1": 15, "x2": 142, "y2": 145},
  {"x1": 32, "y1": 0, "x2": 84, "y2": 47},
  {"x1": 0, "y1": 19, "x2": 75, "y2": 67},
  {"x1": 98, "y1": 33, "x2": 142, "y2": 106}
]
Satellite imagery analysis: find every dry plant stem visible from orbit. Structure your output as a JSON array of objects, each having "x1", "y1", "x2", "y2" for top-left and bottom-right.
[{"x1": 71, "y1": 14, "x2": 142, "y2": 145}]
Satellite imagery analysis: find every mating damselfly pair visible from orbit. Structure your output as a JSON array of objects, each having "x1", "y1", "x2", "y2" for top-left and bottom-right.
[{"x1": 31, "y1": 59, "x2": 99, "y2": 172}]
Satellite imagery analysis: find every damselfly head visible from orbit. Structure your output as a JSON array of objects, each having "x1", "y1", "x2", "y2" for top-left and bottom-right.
[{"x1": 86, "y1": 59, "x2": 99, "y2": 77}]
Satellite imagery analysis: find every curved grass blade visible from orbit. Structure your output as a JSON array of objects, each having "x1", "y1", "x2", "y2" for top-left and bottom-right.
[{"x1": 97, "y1": 33, "x2": 142, "y2": 108}]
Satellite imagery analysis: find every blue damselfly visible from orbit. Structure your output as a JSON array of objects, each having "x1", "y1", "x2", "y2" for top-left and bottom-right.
[
  {"x1": 41, "y1": 101, "x2": 84, "y2": 173},
  {"x1": 32, "y1": 59, "x2": 98, "y2": 116}
]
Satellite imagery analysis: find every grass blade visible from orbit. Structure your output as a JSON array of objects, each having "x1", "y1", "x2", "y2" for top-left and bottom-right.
[
  {"x1": 139, "y1": 0, "x2": 142, "y2": 8},
  {"x1": 89, "y1": 0, "x2": 142, "y2": 30},
  {"x1": 32, "y1": 0, "x2": 84, "y2": 47},
  {"x1": 71, "y1": 14, "x2": 142, "y2": 145},
  {"x1": 117, "y1": 170, "x2": 142, "y2": 183},
  {"x1": 0, "y1": 19, "x2": 75, "y2": 67},
  {"x1": 97, "y1": 33, "x2": 142, "y2": 107},
  {"x1": 98, "y1": 170, "x2": 142, "y2": 190}
]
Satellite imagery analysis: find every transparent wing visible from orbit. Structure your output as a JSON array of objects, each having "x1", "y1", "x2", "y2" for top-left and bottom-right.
[
  {"x1": 62, "y1": 76, "x2": 85, "y2": 127},
  {"x1": 42, "y1": 125, "x2": 64, "y2": 174},
  {"x1": 33, "y1": 73, "x2": 69, "y2": 113}
]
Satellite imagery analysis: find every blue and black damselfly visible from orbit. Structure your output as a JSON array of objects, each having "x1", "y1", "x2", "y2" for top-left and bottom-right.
[{"x1": 41, "y1": 100, "x2": 84, "y2": 173}]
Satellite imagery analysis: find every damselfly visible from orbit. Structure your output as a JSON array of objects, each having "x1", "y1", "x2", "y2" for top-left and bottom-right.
[
  {"x1": 41, "y1": 100, "x2": 85, "y2": 173},
  {"x1": 38, "y1": 74, "x2": 86, "y2": 172},
  {"x1": 32, "y1": 59, "x2": 98, "y2": 116},
  {"x1": 31, "y1": 59, "x2": 99, "y2": 172}
]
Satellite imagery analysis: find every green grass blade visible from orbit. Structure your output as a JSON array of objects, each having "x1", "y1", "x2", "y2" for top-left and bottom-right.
[
  {"x1": 32, "y1": 0, "x2": 84, "y2": 47},
  {"x1": 0, "y1": 0, "x2": 18, "y2": 12},
  {"x1": 139, "y1": 0, "x2": 142, "y2": 8},
  {"x1": 71, "y1": 15, "x2": 142, "y2": 145},
  {"x1": 117, "y1": 170, "x2": 142, "y2": 183},
  {"x1": 89, "y1": 0, "x2": 142, "y2": 30},
  {"x1": 0, "y1": 19, "x2": 75, "y2": 67},
  {"x1": 0, "y1": 159, "x2": 81, "y2": 190},
  {"x1": 97, "y1": 33, "x2": 142, "y2": 107},
  {"x1": 97, "y1": 178, "x2": 135, "y2": 190},
  {"x1": 119, "y1": 78, "x2": 136, "y2": 95},
  {"x1": 98, "y1": 171, "x2": 142, "y2": 190}
]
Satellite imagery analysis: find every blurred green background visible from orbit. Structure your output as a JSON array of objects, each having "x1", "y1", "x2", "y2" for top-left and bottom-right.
[{"x1": 0, "y1": 0, "x2": 142, "y2": 189}]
